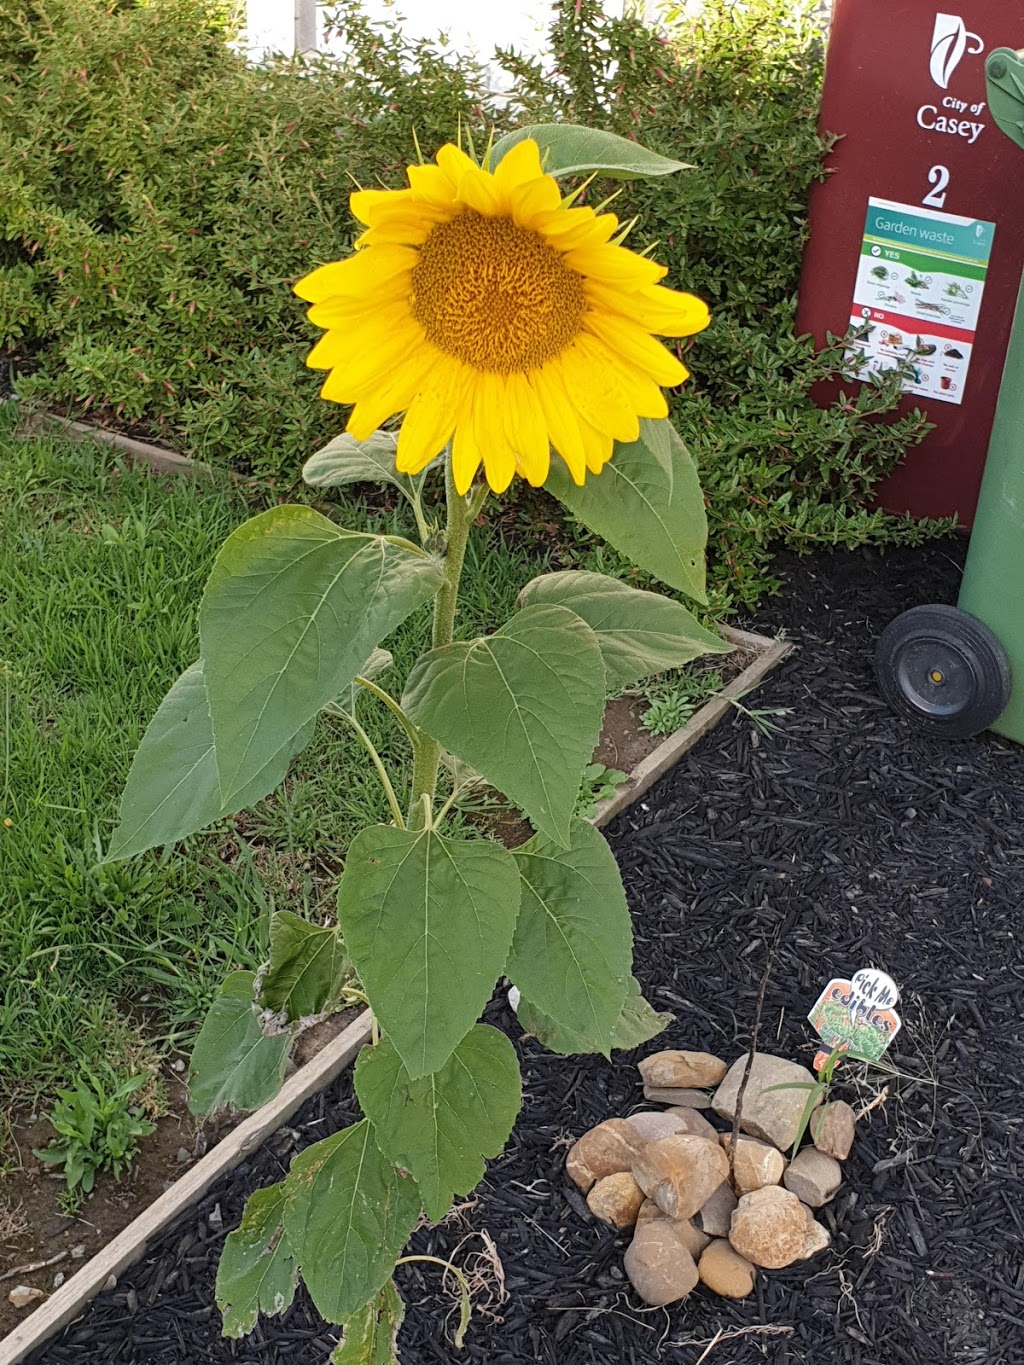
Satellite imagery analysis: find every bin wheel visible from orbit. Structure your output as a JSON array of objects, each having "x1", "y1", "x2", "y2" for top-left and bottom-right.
[{"x1": 874, "y1": 604, "x2": 1010, "y2": 738}]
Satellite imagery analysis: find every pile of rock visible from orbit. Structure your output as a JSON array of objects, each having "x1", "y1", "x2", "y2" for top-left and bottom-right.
[{"x1": 566, "y1": 1049, "x2": 856, "y2": 1306}]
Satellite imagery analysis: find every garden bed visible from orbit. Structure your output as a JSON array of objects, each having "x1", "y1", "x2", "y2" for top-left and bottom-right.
[{"x1": 13, "y1": 539, "x2": 1023, "y2": 1365}]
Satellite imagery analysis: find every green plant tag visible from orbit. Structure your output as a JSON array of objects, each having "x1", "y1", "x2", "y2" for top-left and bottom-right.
[
  {"x1": 337, "y1": 825, "x2": 521, "y2": 1078},
  {"x1": 519, "y1": 569, "x2": 728, "y2": 691},
  {"x1": 545, "y1": 419, "x2": 708, "y2": 603},
  {"x1": 261, "y1": 911, "x2": 349, "y2": 1022},
  {"x1": 490, "y1": 124, "x2": 692, "y2": 179},
  {"x1": 507, "y1": 819, "x2": 632, "y2": 1055},
  {"x1": 403, "y1": 604, "x2": 606, "y2": 848},
  {"x1": 216, "y1": 1183, "x2": 298, "y2": 1338},
  {"x1": 188, "y1": 971, "x2": 290, "y2": 1116},
  {"x1": 355, "y1": 1026, "x2": 521, "y2": 1223},
  {"x1": 330, "y1": 1281, "x2": 405, "y2": 1365},
  {"x1": 104, "y1": 661, "x2": 314, "y2": 861},
  {"x1": 200, "y1": 506, "x2": 443, "y2": 806},
  {"x1": 284, "y1": 1120, "x2": 420, "y2": 1324}
]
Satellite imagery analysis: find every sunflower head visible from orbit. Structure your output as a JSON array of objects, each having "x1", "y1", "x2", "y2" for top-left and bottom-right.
[{"x1": 295, "y1": 139, "x2": 710, "y2": 495}]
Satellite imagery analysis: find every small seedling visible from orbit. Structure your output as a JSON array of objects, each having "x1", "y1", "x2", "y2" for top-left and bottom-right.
[
  {"x1": 763, "y1": 1046, "x2": 844, "y2": 1158},
  {"x1": 642, "y1": 668, "x2": 724, "y2": 737},
  {"x1": 575, "y1": 763, "x2": 628, "y2": 819},
  {"x1": 33, "y1": 1071, "x2": 156, "y2": 1210}
]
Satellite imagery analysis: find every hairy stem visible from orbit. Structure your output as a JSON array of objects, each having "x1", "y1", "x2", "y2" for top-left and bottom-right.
[
  {"x1": 332, "y1": 707, "x2": 405, "y2": 829},
  {"x1": 408, "y1": 454, "x2": 479, "y2": 826}
]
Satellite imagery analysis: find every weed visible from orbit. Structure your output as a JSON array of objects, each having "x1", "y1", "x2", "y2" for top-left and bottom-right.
[
  {"x1": 575, "y1": 764, "x2": 629, "y2": 820},
  {"x1": 641, "y1": 668, "x2": 725, "y2": 737},
  {"x1": 33, "y1": 1071, "x2": 156, "y2": 1210}
]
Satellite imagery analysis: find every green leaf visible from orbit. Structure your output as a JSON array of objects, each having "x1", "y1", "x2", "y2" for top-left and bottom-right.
[
  {"x1": 337, "y1": 826, "x2": 520, "y2": 1078},
  {"x1": 188, "y1": 971, "x2": 290, "y2": 1116},
  {"x1": 200, "y1": 505, "x2": 443, "y2": 805},
  {"x1": 403, "y1": 604, "x2": 605, "y2": 848},
  {"x1": 284, "y1": 1120, "x2": 419, "y2": 1324},
  {"x1": 611, "y1": 976, "x2": 674, "y2": 1050},
  {"x1": 355, "y1": 1026, "x2": 521, "y2": 1222},
  {"x1": 507, "y1": 820, "x2": 632, "y2": 1055},
  {"x1": 330, "y1": 1281, "x2": 405, "y2": 1365},
  {"x1": 303, "y1": 430, "x2": 424, "y2": 500},
  {"x1": 491, "y1": 124, "x2": 692, "y2": 179},
  {"x1": 519, "y1": 570, "x2": 729, "y2": 692},
  {"x1": 216, "y1": 1183, "x2": 297, "y2": 1338},
  {"x1": 545, "y1": 419, "x2": 708, "y2": 603},
  {"x1": 261, "y1": 910, "x2": 349, "y2": 1022},
  {"x1": 105, "y1": 661, "x2": 314, "y2": 861}
]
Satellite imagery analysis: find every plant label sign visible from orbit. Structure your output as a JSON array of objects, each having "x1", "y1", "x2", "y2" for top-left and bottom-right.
[
  {"x1": 808, "y1": 967, "x2": 901, "y2": 1070},
  {"x1": 846, "y1": 197, "x2": 995, "y2": 407}
]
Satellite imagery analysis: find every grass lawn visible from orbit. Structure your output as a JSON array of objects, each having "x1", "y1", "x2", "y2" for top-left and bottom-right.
[{"x1": 0, "y1": 412, "x2": 548, "y2": 1111}]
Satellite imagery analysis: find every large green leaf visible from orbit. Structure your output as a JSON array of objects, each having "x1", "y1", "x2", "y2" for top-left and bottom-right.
[
  {"x1": 261, "y1": 910, "x2": 349, "y2": 1022},
  {"x1": 303, "y1": 431, "x2": 422, "y2": 501},
  {"x1": 284, "y1": 1120, "x2": 420, "y2": 1324},
  {"x1": 337, "y1": 826, "x2": 520, "y2": 1078},
  {"x1": 216, "y1": 1183, "x2": 297, "y2": 1337},
  {"x1": 355, "y1": 1026, "x2": 521, "y2": 1222},
  {"x1": 491, "y1": 124, "x2": 692, "y2": 179},
  {"x1": 519, "y1": 570, "x2": 728, "y2": 692},
  {"x1": 517, "y1": 975, "x2": 670, "y2": 1055},
  {"x1": 104, "y1": 661, "x2": 313, "y2": 862},
  {"x1": 331, "y1": 1281, "x2": 405, "y2": 1365},
  {"x1": 403, "y1": 604, "x2": 605, "y2": 848},
  {"x1": 188, "y1": 971, "x2": 290, "y2": 1115},
  {"x1": 545, "y1": 419, "x2": 708, "y2": 603},
  {"x1": 507, "y1": 820, "x2": 632, "y2": 1055},
  {"x1": 200, "y1": 505, "x2": 443, "y2": 805}
]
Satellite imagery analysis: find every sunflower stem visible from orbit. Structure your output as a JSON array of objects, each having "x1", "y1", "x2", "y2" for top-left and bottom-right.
[{"x1": 408, "y1": 451, "x2": 476, "y2": 827}]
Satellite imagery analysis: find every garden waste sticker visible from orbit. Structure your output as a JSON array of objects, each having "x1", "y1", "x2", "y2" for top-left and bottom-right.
[
  {"x1": 809, "y1": 967, "x2": 901, "y2": 1070},
  {"x1": 846, "y1": 197, "x2": 995, "y2": 406}
]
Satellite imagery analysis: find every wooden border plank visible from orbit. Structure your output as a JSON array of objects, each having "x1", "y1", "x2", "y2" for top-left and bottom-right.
[
  {"x1": 21, "y1": 412, "x2": 210, "y2": 478},
  {"x1": 0, "y1": 1011, "x2": 372, "y2": 1365},
  {"x1": 591, "y1": 626, "x2": 792, "y2": 827}
]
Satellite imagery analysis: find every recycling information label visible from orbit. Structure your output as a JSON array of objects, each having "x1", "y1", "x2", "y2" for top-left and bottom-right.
[{"x1": 846, "y1": 196, "x2": 995, "y2": 406}]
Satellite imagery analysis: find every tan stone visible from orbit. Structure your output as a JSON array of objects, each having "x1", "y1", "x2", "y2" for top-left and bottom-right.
[
  {"x1": 712, "y1": 1053, "x2": 822, "y2": 1151},
  {"x1": 8, "y1": 1285, "x2": 45, "y2": 1309},
  {"x1": 634, "y1": 1199, "x2": 710, "y2": 1259},
  {"x1": 720, "y1": 1133, "x2": 786, "y2": 1193},
  {"x1": 636, "y1": 1197, "x2": 664, "y2": 1225},
  {"x1": 667, "y1": 1107, "x2": 719, "y2": 1141},
  {"x1": 810, "y1": 1101, "x2": 856, "y2": 1161},
  {"x1": 624, "y1": 1220, "x2": 699, "y2": 1306},
  {"x1": 639, "y1": 1050, "x2": 728, "y2": 1090},
  {"x1": 696, "y1": 1180, "x2": 738, "y2": 1237},
  {"x1": 800, "y1": 1205, "x2": 833, "y2": 1260},
  {"x1": 728, "y1": 1185, "x2": 808, "y2": 1269},
  {"x1": 632, "y1": 1135, "x2": 729, "y2": 1220},
  {"x1": 586, "y1": 1172, "x2": 645, "y2": 1229},
  {"x1": 643, "y1": 1085, "x2": 711, "y2": 1108},
  {"x1": 783, "y1": 1148, "x2": 842, "y2": 1207},
  {"x1": 566, "y1": 1119, "x2": 645, "y2": 1194},
  {"x1": 624, "y1": 1110, "x2": 704, "y2": 1144},
  {"x1": 698, "y1": 1239, "x2": 756, "y2": 1298}
]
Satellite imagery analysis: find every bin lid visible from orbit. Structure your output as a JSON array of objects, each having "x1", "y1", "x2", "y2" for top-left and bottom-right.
[{"x1": 987, "y1": 48, "x2": 1024, "y2": 152}]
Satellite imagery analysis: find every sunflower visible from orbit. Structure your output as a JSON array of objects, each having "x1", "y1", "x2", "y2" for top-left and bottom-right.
[{"x1": 294, "y1": 139, "x2": 709, "y2": 495}]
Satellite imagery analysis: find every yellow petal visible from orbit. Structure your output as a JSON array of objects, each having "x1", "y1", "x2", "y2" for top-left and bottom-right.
[
  {"x1": 492, "y1": 138, "x2": 544, "y2": 190},
  {"x1": 456, "y1": 163, "x2": 504, "y2": 217},
  {"x1": 563, "y1": 244, "x2": 667, "y2": 288},
  {"x1": 395, "y1": 362, "x2": 466, "y2": 474},
  {"x1": 406, "y1": 162, "x2": 459, "y2": 209},
  {"x1": 578, "y1": 417, "x2": 615, "y2": 475},
  {"x1": 509, "y1": 176, "x2": 562, "y2": 229},
  {"x1": 586, "y1": 280, "x2": 711, "y2": 337},
  {"x1": 345, "y1": 344, "x2": 444, "y2": 439},
  {"x1": 504, "y1": 372, "x2": 551, "y2": 487},
  {"x1": 356, "y1": 218, "x2": 435, "y2": 248},
  {"x1": 350, "y1": 187, "x2": 416, "y2": 226},
  {"x1": 559, "y1": 339, "x2": 639, "y2": 443},
  {"x1": 305, "y1": 303, "x2": 412, "y2": 369},
  {"x1": 582, "y1": 334, "x2": 669, "y2": 419},
  {"x1": 536, "y1": 209, "x2": 619, "y2": 252},
  {"x1": 583, "y1": 311, "x2": 688, "y2": 386},
  {"x1": 531, "y1": 364, "x2": 587, "y2": 485},
  {"x1": 294, "y1": 247, "x2": 418, "y2": 302},
  {"x1": 307, "y1": 275, "x2": 412, "y2": 327},
  {"x1": 474, "y1": 375, "x2": 516, "y2": 493},
  {"x1": 319, "y1": 321, "x2": 426, "y2": 401}
]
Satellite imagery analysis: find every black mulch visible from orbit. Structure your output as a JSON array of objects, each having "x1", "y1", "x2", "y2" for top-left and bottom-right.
[{"x1": 30, "y1": 541, "x2": 1024, "y2": 1365}]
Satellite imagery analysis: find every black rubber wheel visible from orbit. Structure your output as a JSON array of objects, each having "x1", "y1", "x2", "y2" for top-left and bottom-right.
[{"x1": 874, "y1": 604, "x2": 1011, "y2": 738}]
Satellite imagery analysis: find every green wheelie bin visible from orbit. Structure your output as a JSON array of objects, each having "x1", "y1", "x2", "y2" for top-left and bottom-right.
[{"x1": 876, "y1": 46, "x2": 1024, "y2": 741}]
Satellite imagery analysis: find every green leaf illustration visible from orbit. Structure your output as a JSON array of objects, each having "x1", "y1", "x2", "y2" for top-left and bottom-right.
[
  {"x1": 216, "y1": 1183, "x2": 297, "y2": 1337},
  {"x1": 491, "y1": 124, "x2": 692, "y2": 179},
  {"x1": 507, "y1": 820, "x2": 632, "y2": 1055},
  {"x1": 546, "y1": 419, "x2": 708, "y2": 603},
  {"x1": 519, "y1": 570, "x2": 728, "y2": 691},
  {"x1": 261, "y1": 910, "x2": 349, "y2": 1022},
  {"x1": 337, "y1": 825, "x2": 521, "y2": 1078},
  {"x1": 200, "y1": 505, "x2": 442, "y2": 805},
  {"x1": 188, "y1": 971, "x2": 290, "y2": 1115},
  {"x1": 355, "y1": 1026, "x2": 521, "y2": 1221},
  {"x1": 284, "y1": 1120, "x2": 420, "y2": 1324},
  {"x1": 403, "y1": 604, "x2": 605, "y2": 848},
  {"x1": 105, "y1": 661, "x2": 313, "y2": 861}
]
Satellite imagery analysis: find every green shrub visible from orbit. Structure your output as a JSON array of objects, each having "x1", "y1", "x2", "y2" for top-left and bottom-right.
[{"x1": 0, "y1": 0, "x2": 940, "y2": 605}]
